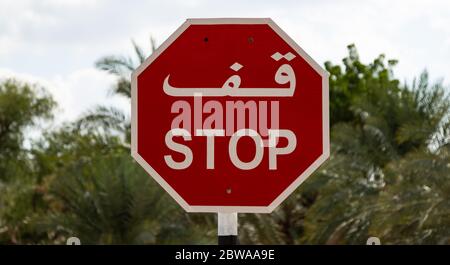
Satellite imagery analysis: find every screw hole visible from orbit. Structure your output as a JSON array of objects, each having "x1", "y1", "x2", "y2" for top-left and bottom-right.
[
  {"x1": 204, "y1": 37, "x2": 208, "y2": 43},
  {"x1": 248, "y1": 36, "x2": 254, "y2": 44}
]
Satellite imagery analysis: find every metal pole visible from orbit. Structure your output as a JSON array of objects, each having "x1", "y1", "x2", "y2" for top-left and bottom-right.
[{"x1": 218, "y1": 212, "x2": 238, "y2": 245}]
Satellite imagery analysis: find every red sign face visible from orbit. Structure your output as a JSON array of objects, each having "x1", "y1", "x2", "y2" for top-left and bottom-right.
[{"x1": 131, "y1": 18, "x2": 329, "y2": 213}]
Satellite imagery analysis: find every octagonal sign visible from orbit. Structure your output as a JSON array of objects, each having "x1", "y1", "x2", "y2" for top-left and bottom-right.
[{"x1": 131, "y1": 18, "x2": 329, "y2": 213}]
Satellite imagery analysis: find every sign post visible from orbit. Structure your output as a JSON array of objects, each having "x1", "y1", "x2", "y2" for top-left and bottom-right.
[
  {"x1": 131, "y1": 18, "x2": 329, "y2": 244},
  {"x1": 218, "y1": 213, "x2": 238, "y2": 245}
]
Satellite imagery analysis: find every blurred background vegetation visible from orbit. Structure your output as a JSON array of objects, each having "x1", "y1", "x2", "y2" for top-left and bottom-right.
[{"x1": 0, "y1": 42, "x2": 449, "y2": 244}]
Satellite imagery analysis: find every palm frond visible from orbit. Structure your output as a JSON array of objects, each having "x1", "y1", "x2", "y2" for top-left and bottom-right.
[{"x1": 95, "y1": 56, "x2": 135, "y2": 77}]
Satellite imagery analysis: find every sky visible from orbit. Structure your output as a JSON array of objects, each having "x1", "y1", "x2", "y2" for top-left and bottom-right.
[{"x1": 0, "y1": 0, "x2": 449, "y2": 123}]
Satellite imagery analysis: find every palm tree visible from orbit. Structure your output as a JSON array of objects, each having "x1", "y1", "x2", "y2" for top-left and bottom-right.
[
  {"x1": 44, "y1": 38, "x2": 217, "y2": 244},
  {"x1": 95, "y1": 38, "x2": 156, "y2": 99},
  {"x1": 76, "y1": 37, "x2": 157, "y2": 144},
  {"x1": 48, "y1": 152, "x2": 210, "y2": 244},
  {"x1": 300, "y1": 47, "x2": 450, "y2": 244},
  {"x1": 42, "y1": 42, "x2": 449, "y2": 245},
  {"x1": 370, "y1": 144, "x2": 450, "y2": 244}
]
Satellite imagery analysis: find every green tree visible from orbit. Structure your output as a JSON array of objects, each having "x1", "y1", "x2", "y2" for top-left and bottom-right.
[
  {"x1": 0, "y1": 79, "x2": 56, "y2": 244},
  {"x1": 33, "y1": 39, "x2": 216, "y2": 244},
  {"x1": 239, "y1": 45, "x2": 449, "y2": 245},
  {"x1": 2, "y1": 42, "x2": 448, "y2": 245},
  {"x1": 300, "y1": 46, "x2": 449, "y2": 244},
  {"x1": 370, "y1": 144, "x2": 450, "y2": 244}
]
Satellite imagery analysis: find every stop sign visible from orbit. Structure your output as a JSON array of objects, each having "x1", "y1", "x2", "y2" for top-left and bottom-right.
[{"x1": 131, "y1": 18, "x2": 329, "y2": 213}]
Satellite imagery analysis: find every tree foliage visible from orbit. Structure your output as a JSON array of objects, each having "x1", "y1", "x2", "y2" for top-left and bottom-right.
[
  {"x1": 0, "y1": 42, "x2": 448, "y2": 245},
  {"x1": 0, "y1": 79, "x2": 56, "y2": 243}
]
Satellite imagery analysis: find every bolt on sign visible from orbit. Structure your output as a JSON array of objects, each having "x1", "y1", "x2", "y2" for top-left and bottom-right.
[{"x1": 131, "y1": 18, "x2": 329, "y2": 213}]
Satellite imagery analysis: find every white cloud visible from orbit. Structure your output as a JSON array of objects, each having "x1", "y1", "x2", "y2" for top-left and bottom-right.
[
  {"x1": 2, "y1": 0, "x2": 448, "y2": 80},
  {"x1": 0, "y1": 0, "x2": 448, "y2": 125}
]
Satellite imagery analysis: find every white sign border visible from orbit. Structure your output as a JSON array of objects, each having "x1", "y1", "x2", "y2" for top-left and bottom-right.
[{"x1": 131, "y1": 18, "x2": 330, "y2": 213}]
